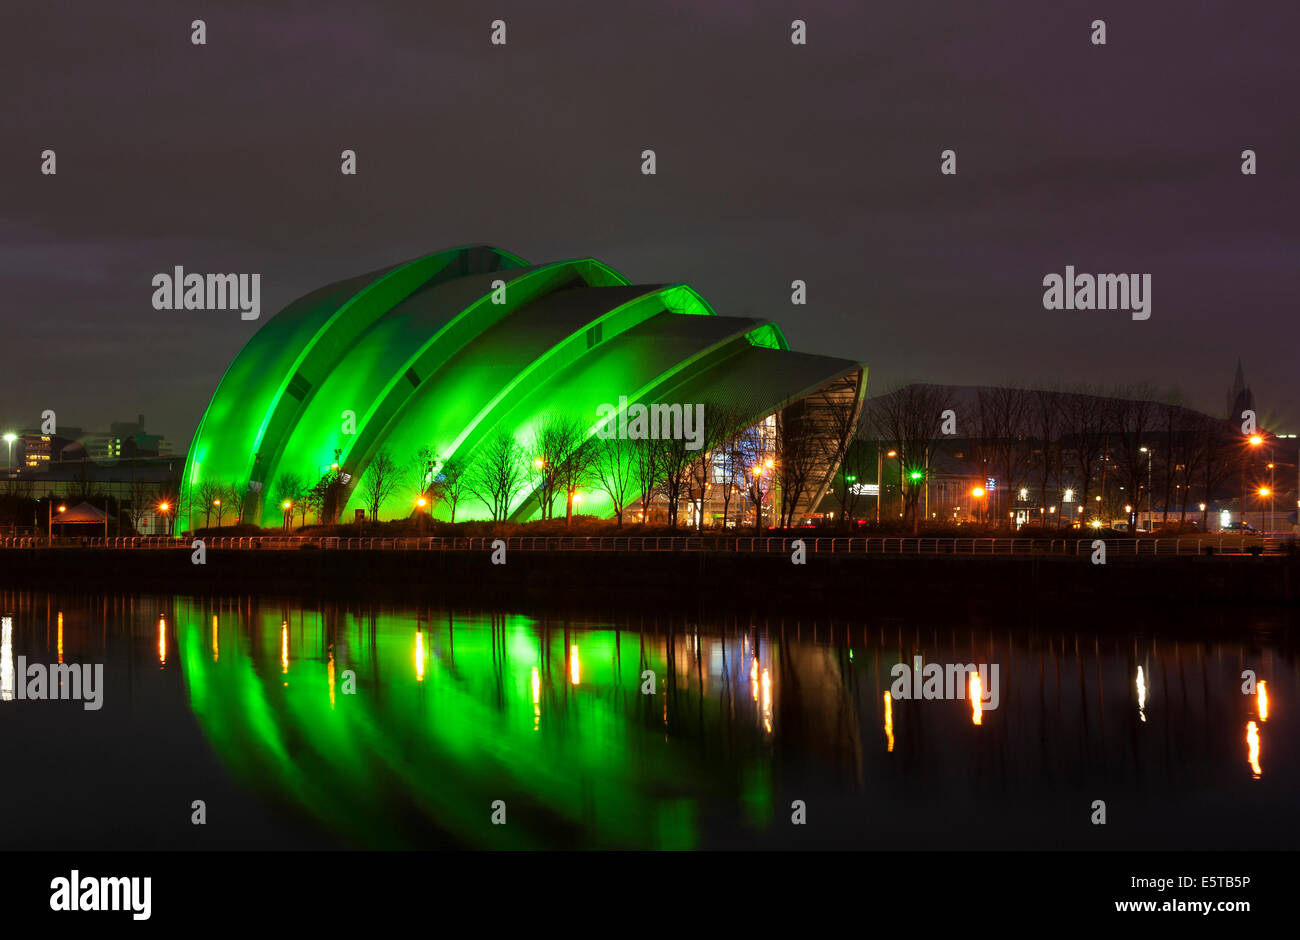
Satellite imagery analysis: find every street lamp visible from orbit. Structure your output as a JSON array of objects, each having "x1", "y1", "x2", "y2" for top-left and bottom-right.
[
  {"x1": 47, "y1": 501, "x2": 67, "y2": 538},
  {"x1": 971, "y1": 486, "x2": 986, "y2": 524},
  {"x1": 1139, "y1": 446, "x2": 1154, "y2": 531},
  {"x1": 1242, "y1": 434, "x2": 1264, "y2": 529},
  {"x1": 282, "y1": 499, "x2": 292, "y2": 532},
  {"x1": 1266, "y1": 462, "x2": 1276, "y2": 534},
  {"x1": 3, "y1": 432, "x2": 15, "y2": 471},
  {"x1": 875, "y1": 446, "x2": 897, "y2": 525},
  {"x1": 155, "y1": 501, "x2": 170, "y2": 536}
]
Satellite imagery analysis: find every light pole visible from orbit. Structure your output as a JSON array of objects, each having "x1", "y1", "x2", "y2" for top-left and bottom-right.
[
  {"x1": 48, "y1": 501, "x2": 66, "y2": 538},
  {"x1": 1267, "y1": 460, "x2": 1276, "y2": 534},
  {"x1": 1139, "y1": 446, "x2": 1153, "y2": 532},
  {"x1": 876, "y1": 447, "x2": 896, "y2": 525},
  {"x1": 1243, "y1": 434, "x2": 1263, "y2": 528}
]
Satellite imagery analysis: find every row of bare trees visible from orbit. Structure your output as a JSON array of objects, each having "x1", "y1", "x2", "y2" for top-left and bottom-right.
[{"x1": 859, "y1": 382, "x2": 1246, "y2": 530}]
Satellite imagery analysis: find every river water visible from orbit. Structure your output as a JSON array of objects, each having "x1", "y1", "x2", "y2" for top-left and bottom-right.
[{"x1": 0, "y1": 589, "x2": 1294, "y2": 850}]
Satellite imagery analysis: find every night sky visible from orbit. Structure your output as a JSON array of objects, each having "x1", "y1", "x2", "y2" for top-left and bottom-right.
[{"x1": 2, "y1": 0, "x2": 1296, "y2": 448}]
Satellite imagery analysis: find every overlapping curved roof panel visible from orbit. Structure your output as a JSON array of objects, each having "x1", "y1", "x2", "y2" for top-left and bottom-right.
[{"x1": 178, "y1": 245, "x2": 865, "y2": 530}]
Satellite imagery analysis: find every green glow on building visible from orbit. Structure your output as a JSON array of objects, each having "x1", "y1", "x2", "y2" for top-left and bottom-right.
[
  {"x1": 179, "y1": 245, "x2": 865, "y2": 530},
  {"x1": 175, "y1": 600, "x2": 796, "y2": 848}
]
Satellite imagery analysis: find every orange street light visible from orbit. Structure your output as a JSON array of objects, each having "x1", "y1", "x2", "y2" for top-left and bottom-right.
[
  {"x1": 971, "y1": 486, "x2": 985, "y2": 498},
  {"x1": 887, "y1": 450, "x2": 897, "y2": 458},
  {"x1": 416, "y1": 496, "x2": 427, "y2": 508},
  {"x1": 1258, "y1": 487, "x2": 1271, "y2": 497},
  {"x1": 1249, "y1": 435, "x2": 1263, "y2": 446},
  {"x1": 213, "y1": 498, "x2": 221, "y2": 506}
]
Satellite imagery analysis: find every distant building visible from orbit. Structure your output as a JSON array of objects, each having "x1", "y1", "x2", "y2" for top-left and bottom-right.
[
  {"x1": 17, "y1": 433, "x2": 52, "y2": 470},
  {"x1": 1227, "y1": 359, "x2": 1254, "y2": 421}
]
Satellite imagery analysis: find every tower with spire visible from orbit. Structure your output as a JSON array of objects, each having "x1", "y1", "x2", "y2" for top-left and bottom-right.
[{"x1": 1227, "y1": 359, "x2": 1254, "y2": 421}]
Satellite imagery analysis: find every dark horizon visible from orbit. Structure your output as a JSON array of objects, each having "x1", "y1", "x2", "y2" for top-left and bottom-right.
[{"x1": 2, "y1": 0, "x2": 1297, "y2": 447}]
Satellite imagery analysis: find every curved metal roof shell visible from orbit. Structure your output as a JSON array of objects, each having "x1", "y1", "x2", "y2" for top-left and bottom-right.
[{"x1": 179, "y1": 246, "x2": 865, "y2": 529}]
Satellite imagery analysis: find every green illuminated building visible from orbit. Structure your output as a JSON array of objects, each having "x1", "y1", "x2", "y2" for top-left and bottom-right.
[{"x1": 179, "y1": 246, "x2": 864, "y2": 530}]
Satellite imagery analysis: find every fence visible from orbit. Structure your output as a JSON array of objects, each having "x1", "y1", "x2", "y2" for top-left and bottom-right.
[{"x1": 0, "y1": 534, "x2": 1288, "y2": 556}]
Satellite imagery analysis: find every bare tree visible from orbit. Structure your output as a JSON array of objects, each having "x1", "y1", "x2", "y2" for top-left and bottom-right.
[
  {"x1": 869, "y1": 383, "x2": 955, "y2": 534},
  {"x1": 973, "y1": 386, "x2": 1033, "y2": 527},
  {"x1": 272, "y1": 472, "x2": 306, "y2": 527},
  {"x1": 1031, "y1": 387, "x2": 1065, "y2": 524},
  {"x1": 125, "y1": 472, "x2": 152, "y2": 534},
  {"x1": 1197, "y1": 414, "x2": 1235, "y2": 528},
  {"x1": 198, "y1": 479, "x2": 222, "y2": 528},
  {"x1": 775, "y1": 403, "x2": 821, "y2": 527},
  {"x1": 555, "y1": 435, "x2": 598, "y2": 525},
  {"x1": 830, "y1": 438, "x2": 873, "y2": 530},
  {"x1": 658, "y1": 436, "x2": 694, "y2": 529},
  {"x1": 406, "y1": 446, "x2": 438, "y2": 515},
  {"x1": 736, "y1": 419, "x2": 774, "y2": 532},
  {"x1": 360, "y1": 450, "x2": 404, "y2": 523},
  {"x1": 706, "y1": 407, "x2": 750, "y2": 529},
  {"x1": 633, "y1": 437, "x2": 664, "y2": 524},
  {"x1": 1059, "y1": 385, "x2": 1108, "y2": 515},
  {"x1": 223, "y1": 481, "x2": 247, "y2": 525},
  {"x1": 593, "y1": 436, "x2": 637, "y2": 525},
  {"x1": 468, "y1": 432, "x2": 528, "y2": 523},
  {"x1": 1110, "y1": 385, "x2": 1159, "y2": 527},
  {"x1": 440, "y1": 457, "x2": 470, "y2": 523},
  {"x1": 212, "y1": 483, "x2": 232, "y2": 526},
  {"x1": 530, "y1": 414, "x2": 585, "y2": 521}
]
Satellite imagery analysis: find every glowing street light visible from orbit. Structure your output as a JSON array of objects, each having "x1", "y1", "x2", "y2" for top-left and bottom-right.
[{"x1": 2, "y1": 432, "x2": 15, "y2": 471}]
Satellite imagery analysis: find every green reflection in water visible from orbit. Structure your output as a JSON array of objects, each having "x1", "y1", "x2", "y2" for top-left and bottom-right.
[{"x1": 175, "y1": 601, "x2": 779, "y2": 849}]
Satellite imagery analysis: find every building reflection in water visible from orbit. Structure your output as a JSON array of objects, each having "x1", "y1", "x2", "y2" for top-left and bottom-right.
[{"x1": 10, "y1": 588, "x2": 1285, "y2": 850}]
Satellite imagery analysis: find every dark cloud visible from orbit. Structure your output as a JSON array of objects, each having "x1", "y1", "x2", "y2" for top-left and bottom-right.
[{"x1": 1, "y1": 0, "x2": 1296, "y2": 444}]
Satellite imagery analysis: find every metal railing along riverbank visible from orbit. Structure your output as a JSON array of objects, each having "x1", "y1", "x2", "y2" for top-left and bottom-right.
[{"x1": 0, "y1": 534, "x2": 1288, "y2": 556}]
